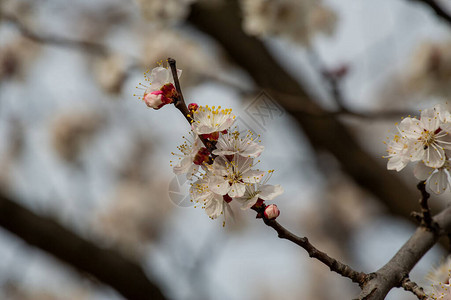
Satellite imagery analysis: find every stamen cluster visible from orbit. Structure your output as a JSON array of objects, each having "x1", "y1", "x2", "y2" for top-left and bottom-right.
[
  {"x1": 385, "y1": 104, "x2": 451, "y2": 194},
  {"x1": 171, "y1": 104, "x2": 283, "y2": 225}
]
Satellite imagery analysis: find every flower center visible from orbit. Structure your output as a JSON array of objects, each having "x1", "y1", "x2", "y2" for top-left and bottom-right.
[{"x1": 421, "y1": 129, "x2": 436, "y2": 148}]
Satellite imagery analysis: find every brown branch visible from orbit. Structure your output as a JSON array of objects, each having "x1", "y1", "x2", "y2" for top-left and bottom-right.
[
  {"x1": 168, "y1": 58, "x2": 191, "y2": 122},
  {"x1": 417, "y1": 180, "x2": 434, "y2": 229},
  {"x1": 1, "y1": 12, "x2": 109, "y2": 55},
  {"x1": 0, "y1": 191, "x2": 166, "y2": 300},
  {"x1": 262, "y1": 217, "x2": 367, "y2": 285},
  {"x1": 401, "y1": 276, "x2": 428, "y2": 300},
  {"x1": 409, "y1": 0, "x2": 451, "y2": 25},
  {"x1": 168, "y1": 57, "x2": 216, "y2": 155},
  {"x1": 358, "y1": 205, "x2": 451, "y2": 299}
]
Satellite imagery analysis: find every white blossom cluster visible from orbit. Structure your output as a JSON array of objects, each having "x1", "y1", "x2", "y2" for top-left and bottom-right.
[
  {"x1": 426, "y1": 256, "x2": 451, "y2": 300},
  {"x1": 406, "y1": 41, "x2": 451, "y2": 98},
  {"x1": 385, "y1": 104, "x2": 451, "y2": 194},
  {"x1": 171, "y1": 105, "x2": 283, "y2": 224},
  {"x1": 240, "y1": 0, "x2": 337, "y2": 46},
  {"x1": 137, "y1": 65, "x2": 283, "y2": 224}
]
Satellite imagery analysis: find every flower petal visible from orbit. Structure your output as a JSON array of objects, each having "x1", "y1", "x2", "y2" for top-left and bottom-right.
[
  {"x1": 205, "y1": 194, "x2": 224, "y2": 219},
  {"x1": 428, "y1": 170, "x2": 449, "y2": 194},
  {"x1": 259, "y1": 184, "x2": 284, "y2": 201},
  {"x1": 413, "y1": 162, "x2": 434, "y2": 181},
  {"x1": 423, "y1": 145, "x2": 445, "y2": 168},
  {"x1": 241, "y1": 170, "x2": 265, "y2": 183},
  {"x1": 236, "y1": 195, "x2": 259, "y2": 210},
  {"x1": 209, "y1": 176, "x2": 230, "y2": 195},
  {"x1": 228, "y1": 182, "x2": 246, "y2": 197}
]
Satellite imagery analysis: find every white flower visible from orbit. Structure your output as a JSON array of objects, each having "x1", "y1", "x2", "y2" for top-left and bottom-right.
[
  {"x1": 191, "y1": 105, "x2": 235, "y2": 135},
  {"x1": 429, "y1": 282, "x2": 451, "y2": 299},
  {"x1": 171, "y1": 133, "x2": 203, "y2": 179},
  {"x1": 190, "y1": 178, "x2": 235, "y2": 225},
  {"x1": 385, "y1": 134, "x2": 412, "y2": 171},
  {"x1": 426, "y1": 256, "x2": 451, "y2": 299},
  {"x1": 144, "y1": 66, "x2": 181, "y2": 94},
  {"x1": 136, "y1": 65, "x2": 182, "y2": 110},
  {"x1": 399, "y1": 108, "x2": 451, "y2": 168},
  {"x1": 414, "y1": 161, "x2": 451, "y2": 194},
  {"x1": 190, "y1": 178, "x2": 225, "y2": 219},
  {"x1": 212, "y1": 129, "x2": 264, "y2": 158},
  {"x1": 235, "y1": 170, "x2": 283, "y2": 209},
  {"x1": 209, "y1": 156, "x2": 265, "y2": 198},
  {"x1": 426, "y1": 256, "x2": 451, "y2": 286}
]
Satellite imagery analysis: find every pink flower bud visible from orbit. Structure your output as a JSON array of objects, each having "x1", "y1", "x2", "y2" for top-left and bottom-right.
[
  {"x1": 264, "y1": 204, "x2": 280, "y2": 220},
  {"x1": 144, "y1": 91, "x2": 165, "y2": 109}
]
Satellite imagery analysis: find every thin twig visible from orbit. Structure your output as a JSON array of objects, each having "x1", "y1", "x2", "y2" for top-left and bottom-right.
[
  {"x1": 168, "y1": 58, "x2": 191, "y2": 122},
  {"x1": 168, "y1": 57, "x2": 216, "y2": 155},
  {"x1": 262, "y1": 218, "x2": 368, "y2": 285},
  {"x1": 417, "y1": 180, "x2": 435, "y2": 230},
  {"x1": 2, "y1": 12, "x2": 109, "y2": 55},
  {"x1": 401, "y1": 276, "x2": 428, "y2": 300}
]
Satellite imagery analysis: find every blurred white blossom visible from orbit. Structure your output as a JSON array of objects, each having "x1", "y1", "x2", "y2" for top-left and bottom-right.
[
  {"x1": 136, "y1": 0, "x2": 196, "y2": 24},
  {"x1": 241, "y1": 0, "x2": 337, "y2": 46},
  {"x1": 406, "y1": 40, "x2": 451, "y2": 97}
]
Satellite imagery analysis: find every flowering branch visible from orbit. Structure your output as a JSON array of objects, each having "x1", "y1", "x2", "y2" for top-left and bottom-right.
[
  {"x1": 163, "y1": 57, "x2": 368, "y2": 286},
  {"x1": 401, "y1": 276, "x2": 428, "y2": 300}
]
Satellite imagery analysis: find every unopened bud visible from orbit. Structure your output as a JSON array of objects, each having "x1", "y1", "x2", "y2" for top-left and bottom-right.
[
  {"x1": 188, "y1": 103, "x2": 199, "y2": 111},
  {"x1": 144, "y1": 91, "x2": 165, "y2": 109},
  {"x1": 264, "y1": 204, "x2": 280, "y2": 220}
]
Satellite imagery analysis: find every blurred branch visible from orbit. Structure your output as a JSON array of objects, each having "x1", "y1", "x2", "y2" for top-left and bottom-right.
[
  {"x1": 358, "y1": 205, "x2": 451, "y2": 299},
  {"x1": 410, "y1": 0, "x2": 451, "y2": 24},
  {"x1": 188, "y1": 1, "x2": 420, "y2": 221},
  {"x1": 1, "y1": 13, "x2": 109, "y2": 55},
  {"x1": 0, "y1": 191, "x2": 166, "y2": 300}
]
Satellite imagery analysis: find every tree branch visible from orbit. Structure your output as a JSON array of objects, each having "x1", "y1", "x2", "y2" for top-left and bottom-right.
[
  {"x1": 1, "y1": 12, "x2": 109, "y2": 55},
  {"x1": 0, "y1": 191, "x2": 166, "y2": 300},
  {"x1": 358, "y1": 205, "x2": 451, "y2": 299},
  {"x1": 401, "y1": 276, "x2": 427, "y2": 300},
  {"x1": 262, "y1": 217, "x2": 367, "y2": 285}
]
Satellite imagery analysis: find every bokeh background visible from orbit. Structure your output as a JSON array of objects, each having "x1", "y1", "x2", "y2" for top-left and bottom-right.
[{"x1": 1, "y1": 0, "x2": 451, "y2": 299}]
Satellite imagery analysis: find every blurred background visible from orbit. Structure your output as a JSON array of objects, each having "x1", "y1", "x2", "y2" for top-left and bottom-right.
[{"x1": 1, "y1": 0, "x2": 451, "y2": 299}]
